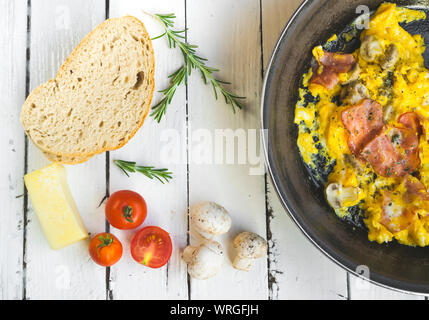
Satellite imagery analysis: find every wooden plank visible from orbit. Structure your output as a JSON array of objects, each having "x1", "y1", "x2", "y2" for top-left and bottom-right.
[
  {"x1": 349, "y1": 274, "x2": 425, "y2": 300},
  {"x1": 108, "y1": 0, "x2": 189, "y2": 300},
  {"x1": 0, "y1": 0, "x2": 27, "y2": 300},
  {"x1": 25, "y1": 0, "x2": 107, "y2": 299},
  {"x1": 187, "y1": 0, "x2": 268, "y2": 300},
  {"x1": 267, "y1": 177, "x2": 348, "y2": 300},
  {"x1": 262, "y1": 0, "x2": 349, "y2": 300},
  {"x1": 262, "y1": 0, "x2": 424, "y2": 300}
]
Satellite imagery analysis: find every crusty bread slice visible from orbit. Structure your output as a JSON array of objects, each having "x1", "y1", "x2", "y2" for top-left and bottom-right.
[
  {"x1": 21, "y1": 16, "x2": 155, "y2": 158},
  {"x1": 42, "y1": 151, "x2": 91, "y2": 165}
]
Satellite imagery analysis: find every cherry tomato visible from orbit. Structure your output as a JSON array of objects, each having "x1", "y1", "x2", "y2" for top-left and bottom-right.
[
  {"x1": 89, "y1": 233, "x2": 123, "y2": 267},
  {"x1": 105, "y1": 190, "x2": 147, "y2": 230},
  {"x1": 130, "y1": 226, "x2": 172, "y2": 268}
]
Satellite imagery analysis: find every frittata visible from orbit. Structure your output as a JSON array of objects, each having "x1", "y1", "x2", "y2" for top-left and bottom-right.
[{"x1": 295, "y1": 2, "x2": 429, "y2": 246}]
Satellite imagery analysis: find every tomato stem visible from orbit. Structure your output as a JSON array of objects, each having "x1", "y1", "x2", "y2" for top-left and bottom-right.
[
  {"x1": 123, "y1": 205, "x2": 134, "y2": 223},
  {"x1": 97, "y1": 234, "x2": 114, "y2": 257}
]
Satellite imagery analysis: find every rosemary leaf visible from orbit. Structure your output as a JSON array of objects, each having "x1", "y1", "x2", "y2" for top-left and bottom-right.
[
  {"x1": 151, "y1": 65, "x2": 187, "y2": 123},
  {"x1": 114, "y1": 160, "x2": 173, "y2": 184}
]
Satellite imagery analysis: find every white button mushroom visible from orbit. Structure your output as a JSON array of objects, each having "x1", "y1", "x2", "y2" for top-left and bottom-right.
[
  {"x1": 340, "y1": 81, "x2": 369, "y2": 105},
  {"x1": 380, "y1": 44, "x2": 399, "y2": 70},
  {"x1": 190, "y1": 201, "x2": 232, "y2": 239},
  {"x1": 232, "y1": 232, "x2": 268, "y2": 271},
  {"x1": 343, "y1": 63, "x2": 361, "y2": 85},
  {"x1": 360, "y1": 35, "x2": 382, "y2": 62},
  {"x1": 325, "y1": 183, "x2": 358, "y2": 209},
  {"x1": 182, "y1": 240, "x2": 224, "y2": 280}
]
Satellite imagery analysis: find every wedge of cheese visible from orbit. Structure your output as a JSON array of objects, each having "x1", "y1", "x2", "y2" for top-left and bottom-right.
[{"x1": 24, "y1": 163, "x2": 89, "y2": 249}]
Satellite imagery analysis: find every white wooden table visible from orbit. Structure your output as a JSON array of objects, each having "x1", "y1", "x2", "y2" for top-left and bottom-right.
[{"x1": 1, "y1": 0, "x2": 427, "y2": 300}]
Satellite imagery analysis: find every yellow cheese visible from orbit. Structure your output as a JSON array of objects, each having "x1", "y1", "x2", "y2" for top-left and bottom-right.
[{"x1": 24, "y1": 163, "x2": 89, "y2": 249}]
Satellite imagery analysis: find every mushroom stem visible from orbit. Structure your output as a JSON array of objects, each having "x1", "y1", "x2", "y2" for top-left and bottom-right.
[
  {"x1": 233, "y1": 256, "x2": 254, "y2": 271},
  {"x1": 182, "y1": 240, "x2": 224, "y2": 280},
  {"x1": 182, "y1": 245, "x2": 197, "y2": 263}
]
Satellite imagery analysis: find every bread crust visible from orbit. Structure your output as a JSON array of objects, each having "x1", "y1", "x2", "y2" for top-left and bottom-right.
[
  {"x1": 43, "y1": 151, "x2": 91, "y2": 165},
  {"x1": 21, "y1": 16, "x2": 155, "y2": 161}
]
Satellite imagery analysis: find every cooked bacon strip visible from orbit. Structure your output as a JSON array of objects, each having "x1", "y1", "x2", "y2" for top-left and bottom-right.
[
  {"x1": 310, "y1": 51, "x2": 356, "y2": 89},
  {"x1": 310, "y1": 68, "x2": 339, "y2": 90},
  {"x1": 361, "y1": 126, "x2": 420, "y2": 177},
  {"x1": 388, "y1": 127, "x2": 420, "y2": 174},
  {"x1": 319, "y1": 52, "x2": 356, "y2": 73},
  {"x1": 381, "y1": 191, "x2": 416, "y2": 233},
  {"x1": 361, "y1": 132, "x2": 398, "y2": 176},
  {"x1": 341, "y1": 99, "x2": 383, "y2": 155},
  {"x1": 398, "y1": 112, "x2": 423, "y2": 137},
  {"x1": 381, "y1": 176, "x2": 429, "y2": 232},
  {"x1": 404, "y1": 175, "x2": 429, "y2": 203}
]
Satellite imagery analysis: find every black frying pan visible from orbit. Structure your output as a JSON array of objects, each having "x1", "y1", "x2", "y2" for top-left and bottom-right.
[{"x1": 262, "y1": 0, "x2": 429, "y2": 295}]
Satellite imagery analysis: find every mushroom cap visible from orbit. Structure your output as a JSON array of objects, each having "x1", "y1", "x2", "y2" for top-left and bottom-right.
[
  {"x1": 360, "y1": 35, "x2": 382, "y2": 62},
  {"x1": 190, "y1": 201, "x2": 232, "y2": 236},
  {"x1": 326, "y1": 183, "x2": 341, "y2": 209},
  {"x1": 380, "y1": 44, "x2": 399, "y2": 70},
  {"x1": 185, "y1": 240, "x2": 224, "y2": 280},
  {"x1": 233, "y1": 232, "x2": 267, "y2": 259}
]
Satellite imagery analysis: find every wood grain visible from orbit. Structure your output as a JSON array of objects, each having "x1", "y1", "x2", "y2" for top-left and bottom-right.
[
  {"x1": 0, "y1": 0, "x2": 426, "y2": 300},
  {"x1": 187, "y1": 0, "x2": 268, "y2": 299},
  {"x1": 25, "y1": 0, "x2": 107, "y2": 299},
  {"x1": 349, "y1": 274, "x2": 425, "y2": 300},
  {"x1": 108, "y1": 0, "x2": 189, "y2": 300},
  {"x1": 0, "y1": 0, "x2": 27, "y2": 300}
]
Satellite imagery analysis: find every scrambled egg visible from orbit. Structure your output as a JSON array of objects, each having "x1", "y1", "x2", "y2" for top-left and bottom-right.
[{"x1": 295, "y1": 3, "x2": 429, "y2": 246}]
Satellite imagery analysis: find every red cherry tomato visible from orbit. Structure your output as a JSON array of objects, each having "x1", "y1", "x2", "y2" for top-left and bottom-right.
[
  {"x1": 105, "y1": 190, "x2": 147, "y2": 230},
  {"x1": 130, "y1": 226, "x2": 173, "y2": 268},
  {"x1": 89, "y1": 233, "x2": 123, "y2": 267}
]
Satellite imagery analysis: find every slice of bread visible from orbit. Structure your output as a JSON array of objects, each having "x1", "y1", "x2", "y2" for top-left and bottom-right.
[
  {"x1": 21, "y1": 16, "x2": 155, "y2": 159},
  {"x1": 43, "y1": 151, "x2": 91, "y2": 165}
]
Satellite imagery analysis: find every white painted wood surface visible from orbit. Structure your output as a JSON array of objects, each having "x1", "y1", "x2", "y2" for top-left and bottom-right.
[
  {"x1": 0, "y1": 0, "x2": 427, "y2": 300},
  {"x1": 187, "y1": 0, "x2": 268, "y2": 300},
  {"x1": 0, "y1": 0, "x2": 27, "y2": 300},
  {"x1": 108, "y1": 0, "x2": 188, "y2": 300},
  {"x1": 25, "y1": 0, "x2": 107, "y2": 299}
]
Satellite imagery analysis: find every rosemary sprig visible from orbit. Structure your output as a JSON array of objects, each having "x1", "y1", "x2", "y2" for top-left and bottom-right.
[
  {"x1": 151, "y1": 65, "x2": 187, "y2": 123},
  {"x1": 114, "y1": 160, "x2": 173, "y2": 184},
  {"x1": 149, "y1": 13, "x2": 245, "y2": 122}
]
